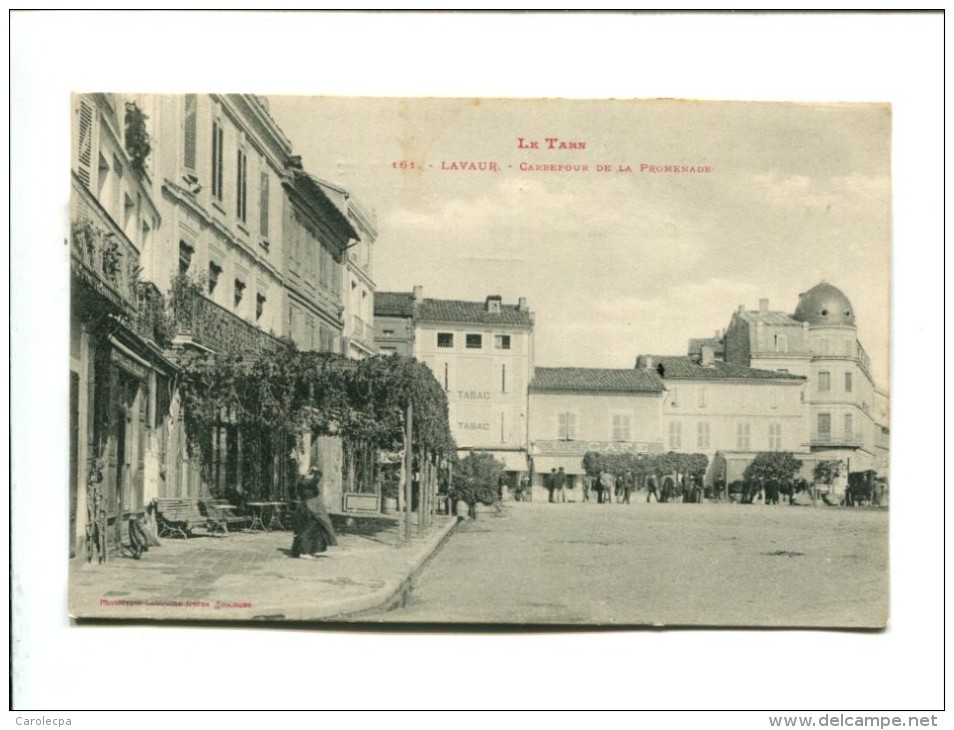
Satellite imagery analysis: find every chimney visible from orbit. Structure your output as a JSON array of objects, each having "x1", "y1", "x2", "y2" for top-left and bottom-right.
[
  {"x1": 701, "y1": 345, "x2": 715, "y2": 366},
  {"x1": 714, "y1": 329, "x2": 721, "y2": 339},
  {"x1": 486, "y1": 294, "x2": 502, "y2": 313},
  {"x1": 412, "y1": 284, "x2": 423, "y2": 301},
  {"x1": 518, "y1": 297, "x2": 528, "y2": 312},
  {"x1": 759, "y1": 298, "x2": 769, "y2": 313},
  {"x1": 738, "y1": 304, "x2": 744, "y2": 313},
  {"x1": 643, "y1": 356, "x2": 653, "y2": 370}
]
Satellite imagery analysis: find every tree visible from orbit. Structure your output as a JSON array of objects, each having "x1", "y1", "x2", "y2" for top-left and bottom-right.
[
  {"x1": 813, "y1": 459, "x2": 842, "y2": 488},
  {"x1": 744, "y1": 452, "x2": 803, "y2": 484},
  {"x1": 450, "y1": 451, "x2": 505, "y2": 516}
]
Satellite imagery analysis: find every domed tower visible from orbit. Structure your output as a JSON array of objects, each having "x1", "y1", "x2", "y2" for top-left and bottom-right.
[
  {"x1": 793, "y1": 282, "x2": 856, "y2": 327},
  {"x1": 793, "y1": 282, "x2": 881, "y2": 484}
]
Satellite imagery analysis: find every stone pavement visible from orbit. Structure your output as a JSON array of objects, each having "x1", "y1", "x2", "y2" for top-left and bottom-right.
[{"x1": 69, "y1": 513, "x2": 459, "y2": 623}]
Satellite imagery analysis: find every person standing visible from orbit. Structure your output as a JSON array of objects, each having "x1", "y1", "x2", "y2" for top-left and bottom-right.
[
  {"x1": 547, "y1": 468, "x2": 557, "y2": 503},
  {"x1": 290, "y1": 466, "x2": 338, "y2": 560},
  {"x1": 646, "y1": 474, "x2": 658, "y2": 503},
  {"x1": 556, "y1": 466, "x2": 568, "y2": 503},
  {"x1": 581, "y1": 473, "x2": 592, "y2": 503},
  {"x1": 622, "y1": 471, "x2": 633, "y2": 504},
  {"x1": 600, "y1": 470, "x2": 615, "y2": 504}
]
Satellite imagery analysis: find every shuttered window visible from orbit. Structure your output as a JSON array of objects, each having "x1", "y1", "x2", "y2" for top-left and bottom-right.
[
  {"x1": 259, "y1": 171, "x2": 269, "y2": 237},
  {"x1": 76, "y1": 100, "x2": 94, "y2": 188},
  {"x1": 183, "y1": 94, "x2": 197, "y2": 172},
  {"x1": 211, "y1": 120, "x2": 224, "y2": 201},
  {"x1": 236, "y1": 148, "x2": 247, "y2": 222}
]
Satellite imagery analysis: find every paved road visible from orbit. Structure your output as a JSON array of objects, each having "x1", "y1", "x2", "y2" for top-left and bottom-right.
[{"x1": 359, "y1": 499, "x2": 888, "y2": 627}]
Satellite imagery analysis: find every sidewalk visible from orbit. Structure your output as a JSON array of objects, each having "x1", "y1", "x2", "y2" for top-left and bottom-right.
[{"x1": 69, "y1": 513, "x2": 459, "y2": 623}]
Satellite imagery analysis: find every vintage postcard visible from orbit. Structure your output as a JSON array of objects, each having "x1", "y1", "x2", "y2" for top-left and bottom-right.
[{"x1": 67, "y1": 95, "x2": 890, "y2": 627}]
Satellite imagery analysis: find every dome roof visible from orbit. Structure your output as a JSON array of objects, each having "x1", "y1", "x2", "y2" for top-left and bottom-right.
[{"x1": 793, "y1": 282, "x2": 855, "y2": 326}]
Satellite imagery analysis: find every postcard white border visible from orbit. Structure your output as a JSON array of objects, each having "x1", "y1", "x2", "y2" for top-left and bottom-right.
[{"x1": 10, "y1": 11, "x2": 944, "y2": 714}]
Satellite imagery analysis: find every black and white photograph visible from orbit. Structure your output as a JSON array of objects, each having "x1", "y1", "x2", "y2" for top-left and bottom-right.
[
  {"x1": 11, "y1": 10, "x2": 942, "y2": 716},
  {"x1": 65, "y1": 94, "x2": 891, "y2": 628}
]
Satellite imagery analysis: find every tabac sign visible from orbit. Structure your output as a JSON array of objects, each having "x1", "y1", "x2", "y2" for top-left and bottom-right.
[{"x1": 533, "y1": 440, "x2": 663, "y2": 456}]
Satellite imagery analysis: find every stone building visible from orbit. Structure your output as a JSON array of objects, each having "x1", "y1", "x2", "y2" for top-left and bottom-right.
[
  {"x1": 69, "y1": 93, "x2": 174, "y2": 558},
  {"x1": 527, "y1": 367, "x2": 665, "y2": 496},
  {"x1": 723, "y1": 283, "x2": 889, "y2": 482},
  {"x1": 634, "y1": 353, "x2": 808, "y2": 485}
]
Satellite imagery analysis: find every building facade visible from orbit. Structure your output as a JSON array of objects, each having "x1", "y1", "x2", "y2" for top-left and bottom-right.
[
  {"x1": 528, "y1": 368, "x2": 665, "y2": 495},
  {"x1": 635, "y1": 353, "x2": 808, "y2": 484},
  {"x1": 312, "y1": 178, "x2": 378, "y2": 359},
  {"x1": 70, "y1": 93, "x2": 175, "y2": 558},
  {"x1": 373, "y1": 290, "x2": 418, "y2": 357},
  {"x1": 404, "y1": 290, "x2": 535, "y2": 474},
  {"x1": 723, "y1": 283, "x2": 889, "y2": 481}
]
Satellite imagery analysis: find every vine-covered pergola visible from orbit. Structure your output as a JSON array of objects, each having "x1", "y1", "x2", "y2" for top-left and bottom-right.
[{"x1": 176, "y1": 347, "x2": 456, "y2": 535}]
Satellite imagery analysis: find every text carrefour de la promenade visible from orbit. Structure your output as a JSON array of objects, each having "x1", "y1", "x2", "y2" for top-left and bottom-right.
[{"x1": 390, "y1": 137, "x2": 714, "y2": 175}]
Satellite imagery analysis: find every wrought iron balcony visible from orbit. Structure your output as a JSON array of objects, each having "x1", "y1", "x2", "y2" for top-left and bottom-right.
[
  {"x1": 810, "y1": 432, "x2": 863, "y2": 448},
  {"x1": 70, "y1": 174, "x2": 140, "y2": 316},
  {"x1": 171, "y1": 278, "x2": 287, "y2": 355}
]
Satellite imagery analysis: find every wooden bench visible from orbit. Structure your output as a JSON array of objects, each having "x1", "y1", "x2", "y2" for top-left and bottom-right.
[
  {"x1": 200, "y1": 500, "x2": 249, "y2": 534},
  {"x1": 154, "y1": 498, "x2": 209, "y2": 539}
]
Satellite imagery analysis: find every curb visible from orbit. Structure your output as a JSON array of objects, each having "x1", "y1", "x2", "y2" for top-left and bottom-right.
[{"x1": 306, "y1": 516, "x2": 462, "y2": 621}]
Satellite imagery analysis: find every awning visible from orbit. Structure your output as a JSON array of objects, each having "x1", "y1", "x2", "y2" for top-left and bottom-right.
[
  {"x1": 458, "y1": 449, "x2": 529, "y2": 472},
  {"x1": 533, "y1": 455, "x2": 586, "y2": 475}
]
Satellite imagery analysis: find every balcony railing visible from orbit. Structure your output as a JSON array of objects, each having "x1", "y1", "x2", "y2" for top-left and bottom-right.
[
  {"x1": 70, "y1": 175, "x2": 140, "y2": 315},
  {"x1": 172, "y1": 280, "x2": 287, "y2": 355},
  {"x1": 351, "y1": 315, "x2": 373, "y2": 345},
  {"x1": 810, "y1": 433, "x2": 863, "y2": 448}
]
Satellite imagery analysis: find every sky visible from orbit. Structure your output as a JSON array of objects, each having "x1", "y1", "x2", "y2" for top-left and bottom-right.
[{"x1": 267, "y1": 97, "x2": 891, "y2": 387}]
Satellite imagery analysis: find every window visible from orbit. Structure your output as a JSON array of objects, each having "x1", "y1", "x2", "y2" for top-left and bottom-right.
[
  {"x1": 233, "y1": 279, "x2": 246, "y2": 310},
  {"x1": 211, "y1": 119, "x2": 224, "y2": 201},
  {"x1": 669, "y1": 421, "x2": 682, "y2": 449},
  {"x1": 466, "y1": 334, "x2": 482, "y2": 349},
  {"x1": 698, "y1": 386, "x2": 708, "y2": 408},
  {"x1": 75, "y1": 100, "x2": 94, "y2": 189},
  {"x1": 183, "y1": 94, "x2": 197, "y2": 172},
  {"x1": 437, "y1": 332, "x2": 454, "y2": 348},
  {"x1": 495, "y1": 334, "x2": 511, "y2": 350},
  {"x1": 697, "y1": 422, "x2": 710, "y2": 449},
  {"x1": 844, "y1": 371, "x2": 853, "y2": 393},
  {"x1": 817, "y1": 413, "x2": 831, "y2": 439},
  {"x1": 768, "y1": 423, "x2": 782, "y2": 450},
  {"x1": 379, "y1": 346, "x2": 397, "y2": 356},
  {"x1": 178, "y1": 241, "x2": 194, "y2": 275},
  {"x1": 208, "y1": 261, "x2": 222, "y2": 294},
  {"x1": 259, "y1": 170, "x2": 269, "y2": 238},
  {"x1": 769, "y1": 388, "x2": 779, "y2": 409},
  {"x1": 256, "y1": 293, "x2": 266, "y2": 321},
  {"x1": 558, "y1": 412, "x2": 577, "y2": 441},
  {"x1": 819, "y1": 371, "x2": 831, "y2": 392},
  {"x1": 236, "y1": 148, "x2": 247, "y2": 222},
  {"x1": 613, "y1": 414, "x2": 632, "y2": 442},
  {"x1": 736, "y1": 423, "x2": 751, "y2": 449},
  {"x1": 775, "y1": 334, "x2": 788, "y2": 352},
  {"x1": 383, "y1": 329, "x2": 395, "y2": 337},
  {"x1": 844, "y1": 413, "x2": 854, "y2": 442}
]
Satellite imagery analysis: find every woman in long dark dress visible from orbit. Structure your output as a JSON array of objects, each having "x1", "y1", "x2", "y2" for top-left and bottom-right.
[{"x1": 291, "y1": 467, "x2": 338, "y2": 559}]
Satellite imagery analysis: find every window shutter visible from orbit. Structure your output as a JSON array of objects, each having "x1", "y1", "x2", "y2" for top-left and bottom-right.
[
  {"x1": 76, "y1": 100, "x2": 94, "y2": 188},
  {"x1": 183, "y1": 94, "x2": 197, "y2": 172},
  {"x1": 259, "y1": 171, "x2": 269, "y2": 236}
]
